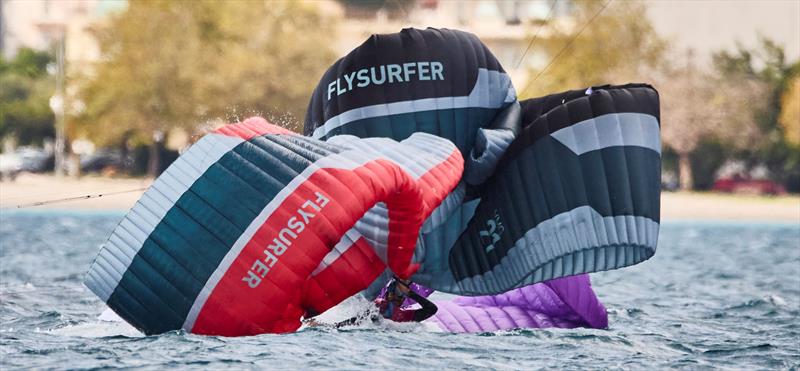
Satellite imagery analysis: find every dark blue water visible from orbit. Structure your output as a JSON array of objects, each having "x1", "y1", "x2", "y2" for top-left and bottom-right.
[{"x1": 1, "y1": 212, "x2": 798, "y2": 369}]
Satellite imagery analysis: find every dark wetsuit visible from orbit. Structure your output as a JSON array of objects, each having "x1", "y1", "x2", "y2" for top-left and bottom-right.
[
  {"x1": 377, "y1": 290, "x2": 438, "y2": 322},
  {"x1": 334, "y1": 290, "x2": 438, "y2": 328}
]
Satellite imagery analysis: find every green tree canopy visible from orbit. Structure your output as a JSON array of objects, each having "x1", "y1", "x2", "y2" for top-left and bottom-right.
[
  {"x1": 659, "y1": 38, "x2": 799, "y2": 190},
  {"x1": 0, "y1": 48, "x2": 55, "y2": 146},
  {"x1": 780, "y1": 76, "x2": 800, "y2": 147},
  {"x1": 711, "y1": 39, "x2": 800, "y2": 186},
  {"x1": 1, "y1": 48, "x2": 53, "y2": 78},
  {"x1": 78, "y1": 0, "x2": 338, "y2": 150}
]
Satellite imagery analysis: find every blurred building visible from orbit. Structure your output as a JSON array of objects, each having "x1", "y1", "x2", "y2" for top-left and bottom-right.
[
  {"x1": 1, "y1": 0, "x2": 125, "y2": 63},
  {"x1": 645, "y1": 0, "x2": 800, "y2": 66}
]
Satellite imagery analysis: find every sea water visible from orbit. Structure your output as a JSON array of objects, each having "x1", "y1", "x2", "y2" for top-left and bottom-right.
[{"x1": 1, "y1": 212, "x2": 798, "y2": 369}]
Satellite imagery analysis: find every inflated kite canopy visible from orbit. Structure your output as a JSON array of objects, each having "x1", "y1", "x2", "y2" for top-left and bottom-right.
[
  {"x1": 430, "y1": 274, "x2": 607, "y2": 333},
  {"x1": 304, "y1": 27, "x2": 517, "y2": 155},
  {"x1": 347, "y1": 84, "x2": 662, "y2": 297},
  {"x1": 85, "y1": 117, "x2": 463, "y2": 335},
  {"x1": 415, "y1": 84, "x2": 662, "y2": 295}
]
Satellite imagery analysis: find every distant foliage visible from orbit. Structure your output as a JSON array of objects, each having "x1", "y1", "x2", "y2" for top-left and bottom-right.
[
  {"x1": 1, "y1": 48, "x2": 52, "y2": 78},
  {"x1": 660, "y1": 57, "x2": 769, "y2": 156},
  {"x1": 779, "y1": 76, "x2": 800, "y2": 147},
  {"x1": 0, "y1": 49, "x2": 56, "y2": 146},
  {"x1": 689, "y1": 139, "x2": 729, "y2": 190},
  {"x1": 711, "y1": 39, "x2": 800, "y2": 189},
  {"x1": 522, "y1": 0, "x2": 666, "y2": 98},
  {"x1": 658, "y1": 39, "x2": 799, "y2": 191},
  {"x1": 654, "y1": 61, "x2": 760, "y2": 190},
  {"x1": 336, "y1": 0, "x2": 416, "y2": 17},
  {"x1": 77, "y1": 0, "x2": 339, "y2": 149}
]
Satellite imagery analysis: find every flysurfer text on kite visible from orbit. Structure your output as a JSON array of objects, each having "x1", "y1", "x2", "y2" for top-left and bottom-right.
[
  {"x1": 242, "y1": 191, "x2": 330, "y2": 289},
  {"x1": 327, "y1": 61, "x2": 444, "y2": 100}
]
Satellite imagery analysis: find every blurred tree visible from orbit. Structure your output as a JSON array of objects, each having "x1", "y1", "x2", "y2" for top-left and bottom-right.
[
  {"x1": 657, "y1": 57, "x2": 716, "y2": 191},
  {"x1": 0, "y1": 48, "x2": 56, "y2": 147},
  {"x1": 336, "y1": 0, "x2": 416, "y2": 18},
  {"x1": 1, "y1": 48, "x2": 53, "y2": 77},
  {"x1": 712, "y1": 39, "x2": 800, "y2": 191},
  {"x1": 779, "y1": 76, "x2": 799, "y2": 147},
  {"x1": 658, "y1": 49, "x2": 769, "y2": 190},
  {"x1": 689, "y1": 138, "x2": 729, "y2": 190},
  {"x1": 778, "y1": 72, "x2": 800, "y2": 192},
  {"x1": 78, "y1": 0, "x2": 338, "y2": 176},
  {"x1": 521, "y1": 0, "x2": 666, "y2": 99}
]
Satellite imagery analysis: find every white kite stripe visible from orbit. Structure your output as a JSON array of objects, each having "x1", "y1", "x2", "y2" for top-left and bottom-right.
[
  {"x1": 85, "y1": 133, "x2": 244, "y2": 303},
  {"x1": 550, "y1": 112, "x2": 661, "y2": 155}
]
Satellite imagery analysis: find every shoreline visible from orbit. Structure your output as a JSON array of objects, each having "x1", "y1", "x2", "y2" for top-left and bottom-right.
[
  {"x1": 0, "y1": 174, "x2": 152, "y2": 212},
  {"x1": 1, "y1": 174, "x2": 798, "y2": 223},
  {"x1": 659, "y1": 191, "x2": 799, "y2": 223}
]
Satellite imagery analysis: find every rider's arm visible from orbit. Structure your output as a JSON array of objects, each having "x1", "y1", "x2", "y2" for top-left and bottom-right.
[{"x1": 407, "y1": 290, "x2": 438, "y2": 322}]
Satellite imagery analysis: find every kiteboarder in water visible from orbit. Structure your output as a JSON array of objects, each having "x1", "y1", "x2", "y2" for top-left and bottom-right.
[
  {"x1": 305, "y1": 278, "x2": 438, "y2": 328},
  {"x1": 374, "y1": 278, "x2": 438, "y2": 322}
]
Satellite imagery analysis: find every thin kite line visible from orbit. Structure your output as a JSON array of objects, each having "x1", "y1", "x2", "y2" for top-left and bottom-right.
[
  {"x1": 6, "y1": 188, "x2": 147, "y2": 209},
  {"x1": 515, "y1": 0, "x2": 560, "y2": 69},
  {"x1": 521, "y1": 0, "x2": 613, "y2": 96}
]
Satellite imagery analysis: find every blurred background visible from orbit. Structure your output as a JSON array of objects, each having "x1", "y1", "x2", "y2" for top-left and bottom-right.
[{"x1": 0, "y1": 0, "x2": 798, "y2": 204}]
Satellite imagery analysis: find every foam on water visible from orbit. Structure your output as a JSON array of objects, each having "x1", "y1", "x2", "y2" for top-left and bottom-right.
[
  {"x1": 45, "y1": 320, "x2": 142, "y2": 339},
  {"x1": 1, "y1": 212, "x2": 799, "y2": 369}
]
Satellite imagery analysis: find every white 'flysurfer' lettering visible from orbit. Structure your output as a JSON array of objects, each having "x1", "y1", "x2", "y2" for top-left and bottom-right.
[
  {"x1": 327, "y1": 61, "x2": 444, "y2": 101},
  {"x1": 242, "y1": 191, "x2": 330, "y2": 288}
]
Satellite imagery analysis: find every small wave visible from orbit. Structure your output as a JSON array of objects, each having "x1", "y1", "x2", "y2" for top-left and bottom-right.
[
  {"x1": 666, "y1": 341, "x2": 696, "y2": 354},
  {"x1": 46, "y1": 320, "x2": 142, "y2": 338},
  {"x1": 702, "y1": 343, "x2": 775, "y2": 357},
  {"x1": 766, "y1": 295, "x2": 788, "y2": 306},
  {"x1": 0, "y1": 282, "x2": 38, "y2": 295},
  {"x1": 98, "y1": 307, "x2": 124, "y2": 322},
  {"x1": 728, "y1": 295, "x2": 788, "y2": 311},
  {"x1": 714, "y1": 272, "x2": 744, "y2": 280}
]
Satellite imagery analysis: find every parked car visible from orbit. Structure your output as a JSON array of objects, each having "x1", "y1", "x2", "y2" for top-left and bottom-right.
[
  {"x1": 80, "y1": 149, "x2": 133, "y2": 173},
  {"x1": 712, "y1": 176, "x2": 787, "y2": 195},
  {"x1": 16, "y1": 146, "x2": 53, "y2": 173}
]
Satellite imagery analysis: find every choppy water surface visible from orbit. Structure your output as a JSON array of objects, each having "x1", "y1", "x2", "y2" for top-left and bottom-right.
[{"x1": 1, "y1": 212, "x2": 798, "y2": 369}]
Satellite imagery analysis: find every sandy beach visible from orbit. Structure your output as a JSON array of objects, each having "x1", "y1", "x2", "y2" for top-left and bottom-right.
[
  {"x1": 1, "y1": 174, "x2": 798, "y2": 222},
  {"x1": 659, "y1": 191, "x2": 799, "y2": 222},
  {"x1": 0, "y1": 174, "x2": 152, "y2": 211}
]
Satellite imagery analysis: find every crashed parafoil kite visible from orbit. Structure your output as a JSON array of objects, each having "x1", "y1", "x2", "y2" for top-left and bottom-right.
[{"x1": 86, "y1": 27, "x2": 661, "y2": 336}]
